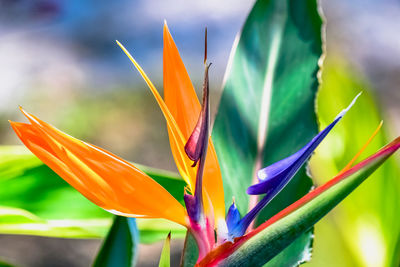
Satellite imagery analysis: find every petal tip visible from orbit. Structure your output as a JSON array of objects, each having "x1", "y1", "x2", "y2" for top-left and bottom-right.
[
  {"x1": 246, "y1": 185, "x2": 258, "y2": 195},
  {"x1": 9, "y1": 120, "x2": 19, "y2": 134},
  {"x1": 18, "y1": 106, "x2": 31, "y2": 119},
  {"x1": 163, "y1": 21, "x2": 173, "y2": 41},
  {"x1": 336, "y1": 92, "x2": 362, "y2": 119},
  {"x1": 18, "y1": 106, "x2": 26, "y2": 114}
]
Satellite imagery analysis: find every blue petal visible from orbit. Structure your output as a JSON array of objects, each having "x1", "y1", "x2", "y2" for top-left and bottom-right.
[
  {"x1": 226, "y1": 201, "x2": 241, "y2": 233},
  {"x1": 247, "y1": 93, "x2": 361, "y2": 195},
  {"x1": 230, "y1": 196, "x2": 271, "y2": 238},
  {"x1": 227, "y1": 94, "x2": 361, "y2": 238}
]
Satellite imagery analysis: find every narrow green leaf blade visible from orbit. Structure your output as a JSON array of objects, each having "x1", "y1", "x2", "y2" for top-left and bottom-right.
[
  {"x1": 204, "y1": 138, "x2": 400, "y2": 267},
  {"x1": 93, "y1": 216, "x2": 138, "y2": 267},
  {"x1": 158, "y1": 232, "x2": 171, "y2": 267}
]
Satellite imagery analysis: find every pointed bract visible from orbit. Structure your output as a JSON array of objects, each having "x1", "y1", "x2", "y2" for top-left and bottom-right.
[
  {"x1": 184, "y1": 64, "x2": 210, "y2": 165},
  {"x1": 184, "y1": 63, "x2": 211, "y2": 224}
]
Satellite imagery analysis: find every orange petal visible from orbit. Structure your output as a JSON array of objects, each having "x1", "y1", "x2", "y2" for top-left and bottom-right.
[
  {"x1": 163, "y1": 23, "x2": 225, "y2": 220},
  {"x1": 10, "y1": 121, "x2": 101, "y2": 205},
  {"x1": 116, "y1": 40, "x2": 195, "y2": 193},
  {"x1": 163, "y1": 23, "x2": 201, "y2": 138},
  {"x1": 10, "y1": 110, "x2": 188, "y2": 226}
]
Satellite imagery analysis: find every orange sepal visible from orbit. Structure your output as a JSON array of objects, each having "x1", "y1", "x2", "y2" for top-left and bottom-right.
[
  {"x1": 337, "y1": 121, "x2": 383, "y2": 175},
  {"x1": 10, "y1": 109, "x2": 188, "y2": 227},
  {"x1": 116, "y1": 40, "x2": 195, "y2": 194}
]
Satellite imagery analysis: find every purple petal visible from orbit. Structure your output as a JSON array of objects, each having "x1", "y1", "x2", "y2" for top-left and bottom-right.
[
  {"x1": 247, "y1": 93, "x2": 361, "y2": 195},
  {"x1": 228, "y1": 93, "x2": 362, "y2": 238},
  {"x1": 229, "y1": 195, "x2": 271, "y2": 237}
]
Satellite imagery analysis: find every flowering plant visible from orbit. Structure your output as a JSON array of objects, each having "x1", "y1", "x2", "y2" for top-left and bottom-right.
[{"x1": 3, "y1": 0, "x2": 400, "y2": 266}]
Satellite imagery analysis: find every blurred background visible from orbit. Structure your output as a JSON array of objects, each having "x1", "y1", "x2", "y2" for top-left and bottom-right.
[{"x1": 0, "y1": 0, "x2": 399, "y2": 266}]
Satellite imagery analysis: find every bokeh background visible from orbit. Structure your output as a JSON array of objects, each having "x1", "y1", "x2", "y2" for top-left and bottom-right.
[{"x1": 0, "y1": 0, "x2": 399, "y2": 266}]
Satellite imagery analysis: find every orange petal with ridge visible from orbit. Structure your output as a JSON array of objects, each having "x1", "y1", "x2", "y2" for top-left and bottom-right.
[
  {"x1": 10, "y1": 110, "x2": 188, "y2": 226},
  {"x1": 163, "y1": 23, "x2": 225, "y2": 220}
]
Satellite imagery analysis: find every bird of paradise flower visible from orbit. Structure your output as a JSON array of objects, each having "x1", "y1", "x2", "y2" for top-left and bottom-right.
[{"x1": 10, "y1": 23, "x2": 400, "y2": 266}]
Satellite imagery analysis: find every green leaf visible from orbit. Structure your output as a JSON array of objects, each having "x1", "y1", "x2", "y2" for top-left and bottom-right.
[
  {"x1": 207, "y1": 138, "x2": 400, "y2": 267},
  {"x1": 158, "y1": 232, "x2": 171, "y2": 267},
  {"x1": 93, "y1": 216, "x2": 138, "y2": 267},
  {"x1": 0, "y1": 146, "x2": 111, "y2": 238},
  {"x1": 0, "y1": 259, "x2": 14, "y2": 267},
  {"x1": 180, "y1": 232, "x2": 199, "y2": 267},
  {"x1": 212, "y1": 0, "x2": 322, "y2": 264},
  {"x1": 0, "y1": 206, "x2": 109, "y2": 238},
  {"x1": 264, "y1": 230, "x2": 313, "y2": 266},
  {"x1": 0, "y1": 146, "x2": 186, "y2": 242}
]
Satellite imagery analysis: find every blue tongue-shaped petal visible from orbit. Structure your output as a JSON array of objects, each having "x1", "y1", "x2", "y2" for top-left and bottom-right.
[
  {"x1": 227, "y1": 93, "x2": 361, "y2": 238},
  {"x1": 247, "y1": 92, "x2": 361, "y2": 195},
  {"x1": 247, "y1": 152, "x2": 301, "y2": 196}
]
